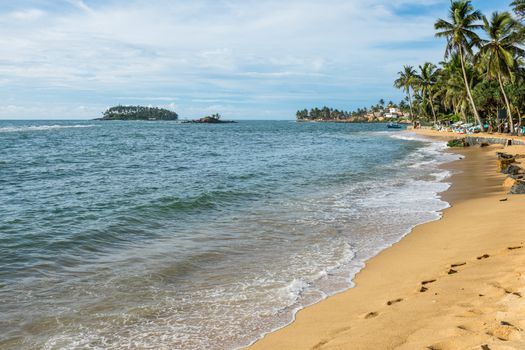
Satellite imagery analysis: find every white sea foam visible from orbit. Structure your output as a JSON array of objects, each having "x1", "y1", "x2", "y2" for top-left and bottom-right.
[{"x1": 0, "y1": 124, "x2": 97, "y2": 133}]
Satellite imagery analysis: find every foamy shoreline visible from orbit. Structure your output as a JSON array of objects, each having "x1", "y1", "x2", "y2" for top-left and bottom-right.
[
  {"x1": 247, "y1": 130, "x2": 525, "y2": 349},
  {"x1": 241, "y1": 132, "x2": 461, "y2": 349}
]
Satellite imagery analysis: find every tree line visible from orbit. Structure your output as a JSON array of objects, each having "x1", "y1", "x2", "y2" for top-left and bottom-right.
[
  {"x1": 100, "y1": 105, "x2": 179, "y2": 120},
  {"x1": 394, "y1": 0, "x2": 525, "y2": 133},
  {"x1": 296, "y1": 99, "x2": 409, "y2": 121}
]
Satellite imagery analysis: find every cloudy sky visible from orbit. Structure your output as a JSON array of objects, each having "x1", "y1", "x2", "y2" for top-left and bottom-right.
[{"x1": 0, "y1": 0, "x2": 507, "y2": 119}]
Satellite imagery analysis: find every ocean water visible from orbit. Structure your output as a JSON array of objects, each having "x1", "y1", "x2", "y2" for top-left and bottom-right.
[{"x1": 0, "y1": 120, "x2": 458, "y2": 349}]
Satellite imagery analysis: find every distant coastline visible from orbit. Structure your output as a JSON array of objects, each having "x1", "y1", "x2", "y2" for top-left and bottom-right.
[{"x1": 296, "y1": 105, "x2": 411, "y2": 124}]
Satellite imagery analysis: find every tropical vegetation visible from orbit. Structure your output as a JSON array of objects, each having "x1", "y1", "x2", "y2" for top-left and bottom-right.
[
  {"x1": 296, "y1": 103, "x2": 407, "y2": 122},
  {"x1": 394, "y1": 0, "x2": 525, "y2": 134},
  {"x1": 99, "y1": 105, "x2": 178, "y2": 120}
]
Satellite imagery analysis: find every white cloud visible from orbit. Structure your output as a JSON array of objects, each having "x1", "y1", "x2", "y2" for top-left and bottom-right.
[
  {"x1": 9, "y1": 9, "x2": 45, "y2": 20},
  {"x1": 0, "y1": 0, "x2": 499, "y2": 119}
]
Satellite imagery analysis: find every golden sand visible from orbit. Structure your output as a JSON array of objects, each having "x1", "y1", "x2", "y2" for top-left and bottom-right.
[{"x1": 247, "y1": 130, "x2": 525, "y2": 350}]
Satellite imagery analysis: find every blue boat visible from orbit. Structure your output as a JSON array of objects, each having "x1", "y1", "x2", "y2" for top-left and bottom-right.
[{"x1": 387, "y1": 122, "x2": 403, "y2": 129}]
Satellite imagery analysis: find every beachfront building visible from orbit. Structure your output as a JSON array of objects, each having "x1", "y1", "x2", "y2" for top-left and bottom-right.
[{"x1": 384, "y1": 107, "x2": 401, "y2": 119}]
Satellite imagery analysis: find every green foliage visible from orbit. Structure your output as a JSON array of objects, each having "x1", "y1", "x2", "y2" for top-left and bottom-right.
[
  {"x1": 447, "y1": 138, "x2": 470, "y2": 147},
  {"x1": 511, "y1": 0, "x2": 525, "y2": 19},
  {"x1": 472, "y1": 79, "x2": 502, "y2": 115},
  {"x1": 296, "y1": 107, "x2": 353, "y2": 121},
  {"x1": 101, "y1": 105, "x2": 178, "y2": 120},
  {"x1": 392, "y1": 1, "x2": 525, "y2": 131}
]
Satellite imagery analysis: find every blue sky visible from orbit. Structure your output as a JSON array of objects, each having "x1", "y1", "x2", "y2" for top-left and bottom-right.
[{"x1": 0, "y1": 0, "x2": 509, "y2": 119}]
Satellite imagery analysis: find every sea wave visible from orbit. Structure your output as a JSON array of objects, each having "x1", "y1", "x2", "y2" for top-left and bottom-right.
[{"x1": 0, "y1": 124, "x2": 98, "y2": 133}]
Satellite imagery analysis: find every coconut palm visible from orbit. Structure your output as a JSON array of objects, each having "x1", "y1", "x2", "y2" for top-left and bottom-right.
[
  {"x1": 394, "y1": 65, "x2": 417, "y2": 119},
  {"x1": 436, "y1": 53, "x2": 478, "y2": 122},
  {"x1": 511, "y1": 0, "x2": 525, "y2": 19},
  {"x1": 477, "y1": 11, "x2": 525, "y2": 133},
  {"x1": 415, "y1": 63, "x2": 439, "y2": 123},
  {"x1": 435, "y1": 0, "x2": 483, "y2": 127}
]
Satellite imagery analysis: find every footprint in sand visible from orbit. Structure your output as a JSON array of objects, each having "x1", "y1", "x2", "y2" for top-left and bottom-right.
[
  {"x1": 447, "y1": 269, "x2": 458, "y2": 275},
  {"x1": 386, "y1": 298, "x2": 403, "y2": 306},
  {"x1": 481, "y1": 345, "x2": 491, "y2": 350},
  {"x1": 364, "y1": 311, "x2": 378, "y2": 319},
  {"x1": 451, "y1": 262, "x2": 466, "y2": 267},
  {"x1": 477, "y1": 254, "x2": 490, "y2": 260},
  {"x1": 505, "y1": 290, "x2": 522, "y2": 298},
  {"x1": 420, "y1": 279, "x2": 436, "y2": 293}
]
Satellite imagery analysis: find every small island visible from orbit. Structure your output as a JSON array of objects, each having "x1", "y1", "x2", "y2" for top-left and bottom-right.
[
  {"x1": 183, "y1": 113, "x2": 236, "y2": 124},
  {"x1": 96, "y1": 105, "x2": 179, "y2": 121}
]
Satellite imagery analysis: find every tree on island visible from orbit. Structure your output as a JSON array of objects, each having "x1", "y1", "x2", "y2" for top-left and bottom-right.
[{"x1": 100, "y1": 105, "x2": 178, "y2": 120}]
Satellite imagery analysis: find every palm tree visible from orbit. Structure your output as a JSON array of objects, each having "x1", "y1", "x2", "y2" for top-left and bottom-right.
[
  {"x1": 511, "y1": 0, "x2": 525, "y2": 19},
  {"x1": 394, "y1": 65, "x2": 417, "y2": 119},
  {"x1": 415, "y1": 63, "x2": 439, "y2": 123},
  {"x1": 435, "y1": 0, "x2": 483, "y2": 127},
  {"x1": 477, "y1": 11, "x2": 525, "y2": 133},
  {"x1": 436, "y1": 53, "x2": 476, "y2": 122}
]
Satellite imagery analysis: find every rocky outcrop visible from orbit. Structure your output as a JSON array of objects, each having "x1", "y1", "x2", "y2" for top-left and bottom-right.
[
  {"x1": 510, "y1": 179, "x2": 525, "y2": 194},
  {"x1": 497, "y1": 153, "x2": 516, "y2": 172},
  {"x1": 447, "y1": 138, "x2": 470, "y2": 148},
  {"x1": 497, "y1": 152, "x2": 525, "y2": 194}
]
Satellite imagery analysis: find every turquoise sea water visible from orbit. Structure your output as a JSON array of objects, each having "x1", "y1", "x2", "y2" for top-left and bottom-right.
[{"x1": 0, "y1": 121, "x2": 456, "y2": 349}]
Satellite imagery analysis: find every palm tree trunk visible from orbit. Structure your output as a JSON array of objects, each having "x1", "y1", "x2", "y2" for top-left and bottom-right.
[
  {"x1": 407, "y1": 89, "x2": 414, "y2": 120},
  {"x1": 497, "y1": 73, "x2": 515, "y2": 134},
  {"x1": 458, "y1": 47, "x2": 482, "y2": 128},
  {"x1": 429, "y1": 93, "x2": 437, "y2": 124}
]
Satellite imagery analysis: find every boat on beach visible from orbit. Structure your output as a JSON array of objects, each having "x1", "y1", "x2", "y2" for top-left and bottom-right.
[{"x1": 387, "y1": 122, "x2": 403, "y2": 129}]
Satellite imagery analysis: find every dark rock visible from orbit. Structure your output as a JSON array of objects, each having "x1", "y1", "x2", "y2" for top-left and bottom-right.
[
  {"x1": 510, "y1": 180, "x2": 525, "y2": 194},
  {"x1": 503, "y1": 164, "x2": 523, "y2": 176},
  {"x1": 447, "y1": 138, "x2": 469, "y2": 148},
  {"x1": 480, "y1": 142, "x2": 489, "y2": 147},
  {"x1": 497, "y1": 152, "x2": 515, "y2": 160}
]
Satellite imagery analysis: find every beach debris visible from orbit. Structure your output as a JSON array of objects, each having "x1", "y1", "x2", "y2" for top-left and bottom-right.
[
  {"x1": 447, "y1": 138, "x2": 469, "y2": 148},
  {"x1": 508, "y1": 246, "x2": 523, "y2": 250}
]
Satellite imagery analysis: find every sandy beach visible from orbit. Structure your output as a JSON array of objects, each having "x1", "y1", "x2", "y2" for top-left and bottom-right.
[{"x1": 247, "y1": 130, "x2": 525, "y2": 350}]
